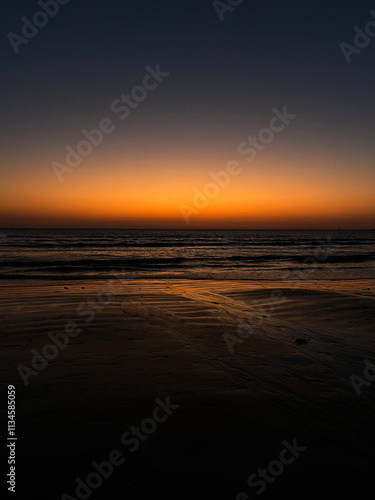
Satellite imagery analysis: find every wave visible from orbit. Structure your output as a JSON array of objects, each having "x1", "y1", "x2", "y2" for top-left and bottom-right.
[
  {"x1": 228, "y1": 253, "x2": 375, "y2": 263},
  {"x1": 1, "y1": 253, "x2": 374, "y2": 270},
  {"x1": 0, "y1": 257, "x2": 187, "y2": 269},
  {"x1": 3, "y1": 238, "x2": 375, "y2": 249}
]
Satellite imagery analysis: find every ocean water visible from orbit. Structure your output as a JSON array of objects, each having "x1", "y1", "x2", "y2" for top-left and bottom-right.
[{"x1": 0, "y1": 229, "x2": 374, "y2": 281}]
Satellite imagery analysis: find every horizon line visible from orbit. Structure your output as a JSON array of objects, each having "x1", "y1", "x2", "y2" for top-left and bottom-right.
[{"x1": 1, "y1": 227, "x2": 374, "y2": 231}]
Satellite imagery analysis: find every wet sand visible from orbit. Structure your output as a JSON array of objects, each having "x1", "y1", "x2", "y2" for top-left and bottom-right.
[{"x1": 2, "y1": 279, "x2": 375, "y2": 499}]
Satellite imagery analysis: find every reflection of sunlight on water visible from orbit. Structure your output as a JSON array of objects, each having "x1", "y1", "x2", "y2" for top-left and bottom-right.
[{"x1": 0, "y1": 229, "x2": 373, "y2": 281}]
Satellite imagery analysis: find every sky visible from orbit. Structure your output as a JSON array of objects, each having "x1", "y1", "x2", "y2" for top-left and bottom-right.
[{"x1": 1, "y1": 0, "x2": 374, "y2": 229}]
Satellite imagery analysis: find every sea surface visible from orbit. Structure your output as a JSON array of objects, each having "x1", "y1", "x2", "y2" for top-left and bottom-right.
[{"x1": 0, "y1": 229, "x2": 374, "y2": 281}]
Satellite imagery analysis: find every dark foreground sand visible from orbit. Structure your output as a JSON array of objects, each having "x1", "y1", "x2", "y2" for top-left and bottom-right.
[{"x1": 2, "y1": 279, "x2": 375, "y2": 499}]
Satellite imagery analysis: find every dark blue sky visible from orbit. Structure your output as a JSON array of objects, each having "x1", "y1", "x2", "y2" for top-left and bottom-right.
[{"x1": 2, "y1": 0, "x2": 375, "y2": 133}]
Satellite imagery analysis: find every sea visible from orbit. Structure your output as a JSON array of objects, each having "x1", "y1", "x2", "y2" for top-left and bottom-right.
[{"x1": 0, "y1": 229, "x2": 374, "y2": 281}]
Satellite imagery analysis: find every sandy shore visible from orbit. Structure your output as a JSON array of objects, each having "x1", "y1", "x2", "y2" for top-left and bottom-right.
[{"x1": 2, "y1": 279, "x2": 375, "y2": 499}]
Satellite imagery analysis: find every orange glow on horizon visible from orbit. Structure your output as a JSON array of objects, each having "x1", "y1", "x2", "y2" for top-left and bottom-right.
[{"x1": 1, "y1": 153, "x2": 374, "y2": 229}]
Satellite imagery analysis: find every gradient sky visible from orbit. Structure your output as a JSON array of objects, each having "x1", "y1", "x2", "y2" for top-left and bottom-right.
[{"x1": 1, "y1": 0, "x2": 375, "y2": 228}]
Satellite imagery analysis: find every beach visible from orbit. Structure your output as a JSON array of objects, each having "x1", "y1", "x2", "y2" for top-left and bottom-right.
[{"x1": 2, "y1": 278, "x2": 375, "y2": 499}]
